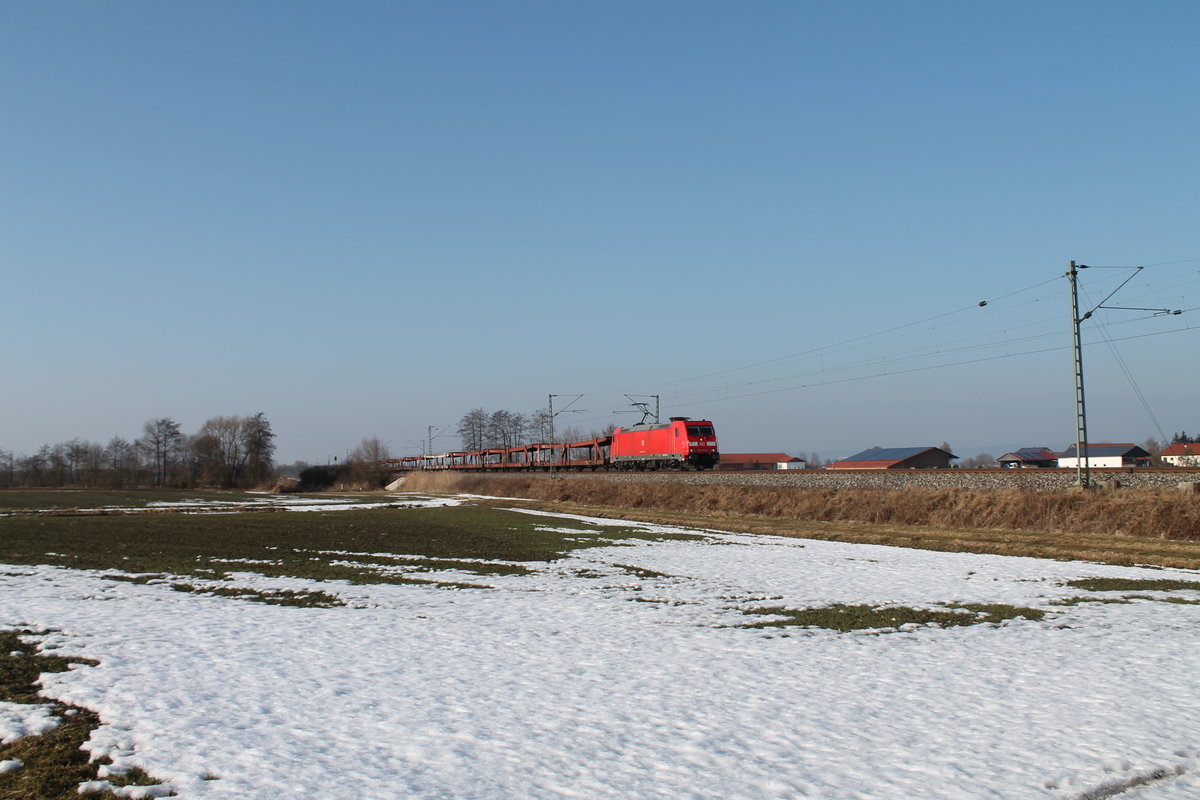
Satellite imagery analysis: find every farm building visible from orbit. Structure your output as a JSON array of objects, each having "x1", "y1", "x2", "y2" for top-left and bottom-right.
[
  {"x1": 828, "y1": 446, "x2": 957, "y2": 470},
  {"x1": 719, "y1": 453, "x2": 806, "y2": 470},
  {"x1": 1160, "y1": 442, "x2": 1200, "y2": 467},
  {"x1": 997, "y1": 447, "x2": 1059, "y2": 469},
  {"x1": 1057, "y1": 443, "x2": 1151, "y2": 469}
]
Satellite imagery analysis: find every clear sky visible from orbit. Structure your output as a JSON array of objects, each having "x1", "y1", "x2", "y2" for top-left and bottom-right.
[{"x1": 3, "y1": 1, "x2": 1198, "y2": 464}]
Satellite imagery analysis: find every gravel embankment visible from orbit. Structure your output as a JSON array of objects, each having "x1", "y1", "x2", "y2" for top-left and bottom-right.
[{"x1": 517, "y1": 468, "x2": 1200, "y2": 491}]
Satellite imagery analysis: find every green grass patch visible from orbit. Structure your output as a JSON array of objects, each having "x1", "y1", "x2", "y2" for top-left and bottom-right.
[
  {"x1": 0, "y1": 630, "x2": 169, "y2": 799},
  {"x1": 0, "y1": 489, "x2": 265, "y2": 511},
  {"x1": 1064, "y1": 577, "x2": 1200, "y2": 593},
  {"x1": 168, "y1": 583, "x2": 347, "y2": 607},
  {"x1": 0, "y1": 504, "x2": 685, "y2": 588},
  {"x1": 100, "y1": 573, "x2": 165, "y2": 585},
  {"x1": 612, "y1": 563, "x2": 676, "y2": 580},
  {"x1": 1051, "y1": 595, "x2": 1133, "y2": 607},
  {"x1": 1052, "y1": 593, "x2": 1200, "y2": 607},
  {"x1": 739, "y1": 603, "x2": 1045, "y2": 633},
  {"x1": 389, "y1": 577, "x2": 493, "y2": 590}
]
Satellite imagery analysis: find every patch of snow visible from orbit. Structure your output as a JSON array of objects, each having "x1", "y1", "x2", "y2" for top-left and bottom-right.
[
  {"x1": 27, "y1": 493, "x2": 467, "y2": 517},
  {"x1": 532, "y1": 525, "x2": 606, "y2": 534},
  {"x1": 77, "y1": 780, "x2": 175, "y2": 798},
  {"x1": 0, "y1": 701, "x2": 60, "y2": 744}
]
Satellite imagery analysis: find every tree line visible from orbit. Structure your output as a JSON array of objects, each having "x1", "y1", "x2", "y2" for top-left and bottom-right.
[
  {"x1": 0, "y1": 413, "x2": 276, "y2": 490},
  {"x1": 455, "y1": 408, "x2": 615, "y2": 452}
]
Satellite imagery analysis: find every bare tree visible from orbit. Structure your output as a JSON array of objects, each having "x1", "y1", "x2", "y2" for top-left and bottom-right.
[
  {"x1": 141, "y1": 418, "x2": 184, "y2": 487},
  {"x1": 19, "y1": 447, "x2": 49, "y2": 486},
  {"x1": 487, "y1": 410, "x2": 528, "y2": 449},
  {"x1": 80, "y1": 440, "x2": 105, "y2": 486},
  {"x1": 46, "y1": 444, "x2": 67, "y2": 487},
  {"x1": 961, "y1": 453, "x2": 995, "y2": 469},
  {"x1": 350, "y1": 437, "x2": 390, "y2": 463},
  {"x1": 189, "y1": 429, "x2": 224, "y2": 488},
  {"x1": 487, "y1": 410, "x2": 508, "y2": 449},
  {"x1": 240, "y1": 412, "x2": 276, "y2": 486},
  {"x1": 529, "y1": 409, "x2": 552, "y2": 444},
  {"x1": 342, "y1": 437, "x2": 392, "y2": 489},
  {"x1": 191, "y1": 416, "x2": 244, "y2": 488},
  {"x1": 62, "y1": 439, "x2": 84, "y2": 484},
  {"x1": 458, "y1": 408, "x2": 490, "y2": 451},
  {"x1": 188, "y1": 414, "x2": 278, "y2": 489},
  {"x1": 103, "y1": 436, "x2": 140, "y2": 488}
]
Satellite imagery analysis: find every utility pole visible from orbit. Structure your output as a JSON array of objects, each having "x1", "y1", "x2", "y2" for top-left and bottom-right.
[
  {"x1": 548, "y1": 394, "x2": 584, "y2": 480},
  {"x1": 1068, "y1": 260, "x2": 1090, "y2": 488},
  {"x1": 1067, "y1": 260, "x2": 1180, "y2": 487},
  {"x1": 422, "y1": 424, "x2": 450, "y2": 467},
  {"x1": 624, "y1": 394, "x2": 660, "y2": 425}
]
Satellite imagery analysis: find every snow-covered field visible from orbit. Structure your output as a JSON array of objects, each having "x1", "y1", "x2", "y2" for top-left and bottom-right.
[
  {"x1": 0, "y1": 492, "x2": 468, "y2": 517},
  {"x1": 3, "y1": 500, "x2": 1199, "y2": 799}
]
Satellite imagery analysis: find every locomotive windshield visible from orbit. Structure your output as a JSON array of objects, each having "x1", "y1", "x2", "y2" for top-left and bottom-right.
[{"x1": 686, "y1": 424, "x2": 715, "y2": 437}]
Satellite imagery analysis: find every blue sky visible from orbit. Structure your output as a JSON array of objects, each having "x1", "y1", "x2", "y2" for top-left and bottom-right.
[{"x1": 3, "y1": 1, "x2": 1198, "y2": 464}]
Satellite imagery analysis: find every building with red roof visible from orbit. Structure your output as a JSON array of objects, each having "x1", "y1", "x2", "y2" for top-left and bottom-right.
[
  {"x1": 718, "y1": 453, "x2": 806, "y2": 470},
  {"x1": 1160, "y1": 442, "x2": 1200, "y2": 467},
  {"x1": 997, "y1": 447, "x2": 1059, "y2": 469}
]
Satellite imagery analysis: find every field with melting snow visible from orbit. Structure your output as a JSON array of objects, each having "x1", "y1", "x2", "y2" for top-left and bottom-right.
[{"x1": 2, "y1": 493, "x2": 1199, "y2": 799}]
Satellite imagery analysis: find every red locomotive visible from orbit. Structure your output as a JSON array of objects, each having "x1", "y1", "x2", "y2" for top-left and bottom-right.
[{"x1": 610, "y1": 417, "x2": 719, "y2": 470}]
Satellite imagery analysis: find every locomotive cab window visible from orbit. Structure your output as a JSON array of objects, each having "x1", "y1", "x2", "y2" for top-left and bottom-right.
[{"x1": 686, "y1": 425, "x2": 714, "y2": 437}]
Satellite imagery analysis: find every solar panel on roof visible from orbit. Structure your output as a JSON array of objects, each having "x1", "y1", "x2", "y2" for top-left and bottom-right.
[
  {"x1": 1059, "y1": 444, "x2": 1143, "y2": 458},
  {"x1": 840, "y1": 447, "x2": 941, "y2": 463}
]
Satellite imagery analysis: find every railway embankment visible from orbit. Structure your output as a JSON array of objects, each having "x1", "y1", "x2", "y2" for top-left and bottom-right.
[
  {"x1": 397, "y1": 469, "x2": 1200, "y2": 567},
  {"x1": 575, "y1": 467, "x2": 1200, "y2": 492}
]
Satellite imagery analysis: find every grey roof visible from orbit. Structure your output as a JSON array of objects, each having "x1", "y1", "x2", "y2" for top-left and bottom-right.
[
  {"x1": 1058, "y1": 444, "x2": 1149, "y2": 459},
  {"x1": 839, "y1": 446, "x2": 957, "y2": 463},
  {"x1": 1000, "y1": 447, "x2": 1057, "y2": 461}
]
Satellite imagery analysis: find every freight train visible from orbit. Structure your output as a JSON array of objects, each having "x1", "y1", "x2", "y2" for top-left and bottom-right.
[{"x1": 385, "y1": 417, "x2": 719, "y2": 472}]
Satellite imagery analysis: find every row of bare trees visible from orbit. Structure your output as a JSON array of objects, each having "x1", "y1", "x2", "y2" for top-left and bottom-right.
[
  {"x1": 0, "y1": 413, "x2": 276, "y2": 490},
  {"x1": 455, "y1": 408, "x2": 615, "y2": 452},
  {"x1": 456, "y1": 408, "x2": 550, "y2": 452}
]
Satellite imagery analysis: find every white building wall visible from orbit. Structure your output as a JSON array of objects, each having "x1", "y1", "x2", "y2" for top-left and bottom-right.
[
  {"x1": 1163, "y1": 454, "x2": 1200, "y2": 467},
  {"x1": 1057, "y1": 456, "x2": 1126, "y2": 469}
]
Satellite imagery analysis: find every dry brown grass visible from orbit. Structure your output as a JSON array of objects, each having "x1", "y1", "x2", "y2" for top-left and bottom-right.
[{"x1": 398, "y1": 472, "x2": 1200, "y2": 569}]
